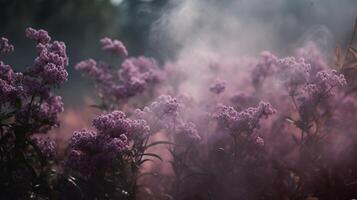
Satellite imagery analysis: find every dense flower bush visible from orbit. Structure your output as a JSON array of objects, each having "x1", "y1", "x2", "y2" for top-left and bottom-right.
[
  {"x1": 75, "y1": 38, "x2": 164, "y2": 110},
  {"x1": 0, "y1": 28, "x2": 67, "y2": 199},
  {"x1": 1, "y1": 26, "x2": 357, "y2": 200}
]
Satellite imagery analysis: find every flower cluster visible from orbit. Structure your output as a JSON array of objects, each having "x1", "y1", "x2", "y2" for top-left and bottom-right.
[
  {"x1": 0, "y1": 61, "x2": 23, "y2": 104},
  {"x1": 26, "y1": 27, "x2": 68, "y2": 86},
  {"x1": 276, "y1": 56, "x2": 311, "y2": 94},
  {"x1": 76, "y1": 38, "x2": 164, "y2": 105},
  {"x1": 75, "y1": 59, "x2": 112, "y2": 82},
  {"x1": 297, "y1": 69, "x2": 347, "y2": 121},
  {"x1": 251, "y1": 51, "x2": 278, "y2": 89},
  {"x1": 67, "y1": 130, "x2": 128, "y2": 176},
  {"x1": 213, "y1": 101, "x2": 276, "y2": 134},
  {"x1": 308, "y1": 69, "x2": 347, "y2": 96},
  {"x1": 100, "y1": 37, "x2": 128, "y2": 57},
  {"x1": 209, "y1": 78, "x2": 227, "y2": 95},
  {"x1": 174, "y1": 122, "x2": 201, "y2": 144},
  {"x1": 0, "y1": 28, "x2": 67, "y2": 133},
  {"x1": 92, "y1": 110, "x2": 150, "y2": 139},
  {"x1": 0, "y1": 37, "x2": 14, "y2": 55},
  {"x1": 30, "y1": 135, "x2": 56, "y2": 159},
  {"x1": 67, "y1": 111, "x2": 150, "y2": 176},
  {"x1": 296, "y1": 42, "x2": 329, "y2": 78},
  {"x1": 150, "y1": 95, "x2": 180, "y2": 117},
  {"x1": 114, "y1": 56, "x2": 163, "y2": 98},
  {"x1": 0, "y1": 28, "x2": 68, "y2": 199}
]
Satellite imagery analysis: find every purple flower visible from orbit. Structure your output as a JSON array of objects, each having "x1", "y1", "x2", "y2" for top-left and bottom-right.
[
  {"x1": 92, "y1": 111, "x2": 150, "y2": 139},
  {"x1": 129, "y1": 119, "x2": 150, "y2": 140},
  {"x1": 0, "y1": 37, "x2": 14, "y2": 55},
  {"x1": 0, "y1": 61, "x2": 23, "y2": 104},
  {"x1": 100, "y1": 37, "x2": 128, "y2": 57},
  {"x1": 150, "y1": 95, "x2": 181, "y2": 118},
  {"x1": 120, "y1": 56, "x2": 163, "y2": 83},
  {"x1": 67, "y1": 130, "x2": 128, "y2": 176},
  {"x1": 75, "y1": 59, "x2": 112, "y2": 82},
  {"x1": 16, "y1": 94, "x2": 64, "y2": 133},
  {"x1": 213, "y1": 101, "x2": 275, "y2": 134},
  {"x1": 304, "y1": 70, "x2": 346, "y2": 98},
  {"x1": 251, "y1": 51, "x2": 278, "y2": 88},
  {"x1": 67, "y1": 110, "x2": 150, "y2": 176},
  {"x1": 26, "y1": 28, "x2": 68, "y2": 86},
  {"x1": 30, "y1": 135, "x2": 56, "y2": 158},
  {"x1": 296, "y1": 70, "x2": 346, "y2": 121},
  {"x1": 175, "y1": 122, "x2": 201, "y2": 144},
  {"x1": 209, "y1": 79, "x2": 227, "y2": 95},
  {"x1": 313, "y1": 70, "x2": 347, "y2": 92},
  {"x1": 276, "y1": 57, "x2": 311, "y2": 93},
  {"x1": 296, "y1": 42, "x2": 329, "y2": 79},
  {"x1": 40, "y1": 95, "x2": 64, "y2": 121},
  {"x1": 75, "y1": 56, "x2": 163, "y2": 103},
  {"x1": 25, "y1": 28, "x2": 51, "y2": 44},
  {"x1": 92, "y1": 111, "x2": 131, "y2": 137}
]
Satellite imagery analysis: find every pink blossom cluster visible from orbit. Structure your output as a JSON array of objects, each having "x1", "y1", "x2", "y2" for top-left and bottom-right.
[
  {"x1": 76, "y1": 39, "x2": 164, "y2": 106},
  {"x1": 0, "y1": 37, "x2": 14, "y2": 55},
  {"x1": 67, "y1": 111, "x2": 150, "y2": 176},
  {"x1": 100, "y1": 37, "x2": 128, "y2": 57}
]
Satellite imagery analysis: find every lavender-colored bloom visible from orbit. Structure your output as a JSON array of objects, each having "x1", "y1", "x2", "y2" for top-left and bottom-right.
[
  {"x1": 0, "y1": 37, "x2": 14, "y2": 55},
  {"x1": 0, "y1": 79, "x2": 19, "y2": 103},
  {"x1": 209, "y1": 79, "x2": 227, "y2": 95},
  {"x1": 304, "y1": 70, "x2": 346, "y2": 98},
  {"x1": 0, "y1": 61, "x2": 23, "y2": 104},
  {"x1": 213, "y1": 101, "x2": 275, "y2": 134},
  {"x1": 67, "y1": 129, "x2": 128, "y2": 176},
  {"x1": 26, "y1": 28, "x2": 68, "y2": 86},
  {"x1": 120, "y1": 56, "x2": 163, "y2": 83},
  {"x1": 313, "y1": 70, "x2": 347, "y2": 92},
  {"x1": 93, "y1": 111, "x2": 150, "y2": 139},
  {"x1": 67, "y1": 110, "x2": 150, "y2": 176},
  {"x1": 40, "y1": 95, "x2": 64, "y2": 122},
  {"x1": 251, "y1": 51, "x2": 278, "y2": 88},
  {"x1": 297, "y1": 70, "x2": 347, "y2": 121},
  {"x1": 100, "y1": 37, "x2": 128, "y2": 57},
  {"x1": 75, "y1": 59, "x2": 112, "y2": 82},
  {"x1": 150, "y1": 95, "x2": 181, "y2": 118},
  {"x1": 75, "y1": 56, "x2": 163, "y2": 103},
  {"x1": 92, "y1": 111, "x2": 131, "y2": 137},
  {"x1": 296, "y1": 42, "x2": 329, "y2": 79},
  {"x1": 213, "y1": 105, "x2": 237, "y2": 126},
  {"x1": 25, "y1": 28, "x2": 51, "y2": 44},
  {"x1": 129, "y1": 119, "x2": 150, "y2": 139},
  {"x1": 276, "y1": 57, "x2": 311, "y2": 93},
  {"x1": 175, "y1": 122, "x2": 201, "y2": 143},
  {"x1": 30, "y1": 136, "x2": 56, "y2": 158},
  {"x1": 15, "y1": 94, "x2": 64, "y2": 133}
]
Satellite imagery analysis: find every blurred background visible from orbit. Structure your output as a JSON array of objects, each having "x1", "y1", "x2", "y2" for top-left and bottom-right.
[
  {"x1": 0, "y1": 0, "x2": 356, "y2": 106},
  {"x1": 0, "y1": 0, "x2": 168, "y2": 105}
]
